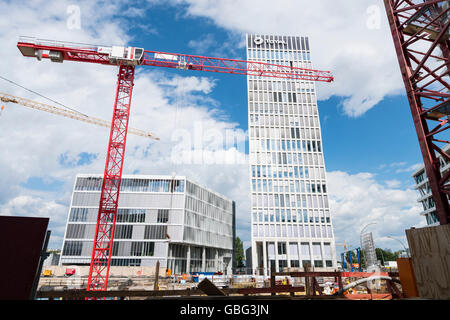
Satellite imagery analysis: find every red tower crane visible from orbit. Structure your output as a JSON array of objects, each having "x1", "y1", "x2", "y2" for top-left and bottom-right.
[
  {"x1": 384, "y1": 1, "x2": 450, "y2": 225},
  {"x1": 17, "y1": 36, "x2": 334, "y2": 292}
]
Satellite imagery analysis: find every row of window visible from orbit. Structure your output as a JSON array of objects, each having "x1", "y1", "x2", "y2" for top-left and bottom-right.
[
  {"x1": 251, "y1": 179, "x2": 328, "y2": 195},
  {"x1": 250, "y1": 126, "x2": 321, "y2": 141},
  {"x1": 185, "y1": 210, "x2": 233, "y2": 235},
  {"x1": 250, "y1": 151, "x2": 324, "y2": 167},
  {"x1": 252, "y1": 209, "x2": 331, "y2": 224},
  {"x1": 248, "y1": 80, "x2": 315, "y2": 92},
  {"x1": 185, "y1": 196, "x2": 233, "y2": 224},
  {"x1": 183, "y1": 226, "x2": 233, "y2": 248},
  {"x1": 253, "y1": 223, "x2": 333, "y2": 239},
  {"x1": 265, "y1": 259, "x2": 333, "y2": 269},
  {"x1": 248, "y1": 91, "x2": 315, "y2": 104},
  {"x1": 252, "y1": 165, "x2": 326, "y2": 180},
  {"x1": 74, "y1": 177, "x2": 185, "y2": 193},
  {"x1": 267, "y1": 242, "x2": 333, "y2": 258},
  {"x1": 250, "y1": 115, "x2": 320, "y2": 128},
  {"x1": 248, "y1": 48, "x2": 311, "y2": 62},
  {"x1": 251, "y1": 140, "x2": 322, "y2": 155},
  {"x1": 249, "y1": 102, "x2": 318, "y2": 116},
  {"x1": 185, "y1": 181, "x2": 232, "y2": 211},
  {"x1": 63, "y1": 240, "x2": 153, "y2": 257},
  {"x1": 69, "y1": 208, "x2": 169, "y2": 224},
  {"x1": 253, "y1": 166, "x2": 325, "y2": 182}
]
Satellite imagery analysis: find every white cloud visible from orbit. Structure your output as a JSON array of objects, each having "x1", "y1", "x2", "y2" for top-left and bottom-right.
[
  {"x1": 188, "y1": 33, "x2": 216, "y2": 54},
  {"x1": 167, "y1": 0, "x2": 405, "y2": 117},
  {"x1": 395, "y1": 163, "x2": 423, "y2": 174},
  {"x1": 160, "y1": 75, "x2": 217, "y2": 95},
  {"x1": 384, "y1": 179, "x2": 401, "y2": 188},
  {"x1": 0, "y1": 0, "x2": 250, "y2": 249},
  {"x1": 327, "y1": 171, "x2": 425, "y2": 252}
]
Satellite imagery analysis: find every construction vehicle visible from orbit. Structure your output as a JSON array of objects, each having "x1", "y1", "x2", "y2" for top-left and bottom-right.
[{"x1": 17, "y1": 36, "x2": 334, "y2": 292}]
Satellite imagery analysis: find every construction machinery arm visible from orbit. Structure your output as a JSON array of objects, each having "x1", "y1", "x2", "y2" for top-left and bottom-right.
[{"x1": 0, "y1": 92, "x2": 159, "y2": 140}]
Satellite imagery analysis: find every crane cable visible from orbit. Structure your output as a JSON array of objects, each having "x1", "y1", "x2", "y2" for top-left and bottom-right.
[{"x1": 0, "y1": 74, "x2": 89, "y2": 117}]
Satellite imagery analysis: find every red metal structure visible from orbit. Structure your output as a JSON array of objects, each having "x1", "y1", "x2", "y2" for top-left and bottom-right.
[
  {"x1": 17, "y1": 36, "x2": 333, "y2": 292},
  {"x1": 384, "y1": 0, "x2": 450, "y2": 225}
]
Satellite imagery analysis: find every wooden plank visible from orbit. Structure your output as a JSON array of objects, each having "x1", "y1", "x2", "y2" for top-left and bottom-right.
[
  {"x1": 341, "y1": 272, "x2": 388, "y2": 278},
  {"x1": 276, "y1": 271, "x2": 341, "y2": 277},
  {"x1": 406, "y1": 225, "x2": 450, "y2": 299},
  {"x1": 270, "y1": 270, "x2": 276, "y2": 296},
  {"x1": 238, "y1": 286, "x2": 305, "y2": 295},
  {"x1": 396, "y1": 258, "x2": 419, "y2": 297},
  {"x1": 153, "y1": 261, "x2": 160, "y2": 291},
  {"x1": 197, "y1": 278, "x2": 226, "y2": 296},
  {"x1": 344, "y1": 293, "x2": 392, "y2": 300}
]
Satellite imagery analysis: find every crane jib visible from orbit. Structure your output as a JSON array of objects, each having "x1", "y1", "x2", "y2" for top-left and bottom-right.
[{"x1": 17, "y1": 38, "x2": 333, "y2": 81}]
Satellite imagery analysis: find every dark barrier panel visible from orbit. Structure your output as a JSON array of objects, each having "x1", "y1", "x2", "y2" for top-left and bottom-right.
[{"x1": 0, "y1": 216, "x2": 49, "y2": 300}]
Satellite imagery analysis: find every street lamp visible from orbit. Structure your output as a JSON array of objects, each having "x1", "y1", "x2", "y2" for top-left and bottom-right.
[{"x1": 387, "y1": 236, "x2": 409, "y2": 257}]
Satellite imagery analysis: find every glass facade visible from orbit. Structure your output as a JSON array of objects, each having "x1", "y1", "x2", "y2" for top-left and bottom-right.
[
  {"x1": 60, "y1": 174, "x2": 234, "y2": 274},
  {"x1": 247, "y1": 34, "x2": 336, "y2": 275},
  {"x1": 412, "y1": 144, "x2": 450, "y2": 226}
]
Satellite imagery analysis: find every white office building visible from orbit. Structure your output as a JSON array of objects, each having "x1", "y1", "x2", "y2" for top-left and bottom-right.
[
  {"x1": 412, "y1": 144, "x2": 450, "y2": 226},
  {"x1": 247, "y1": 34, "x2": 337, "y2": 275},
  {"x1": 60, "y1": 174, "x2": 235, "y2": 275}
]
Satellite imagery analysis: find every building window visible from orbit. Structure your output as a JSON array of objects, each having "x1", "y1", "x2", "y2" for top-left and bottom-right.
[
  {"x1": 131, "y1": 242, "x2": 154, "y2": 256},
  {"x1": 144, "y1": 225, "x2": 167, "y2": 239},
  {"x1": 278, "y1": 242, "x2": 286, "y2": 255},
  {"x1": 117, "y1": 209, "x2": 146, "y2": 223},
  {"x1": 157, "y1": 209, "x2": 169, "y2": 223},
  {"x1": 290, "y1": 260, "x2": 300, "y2": 268},
  {"x1": 66, "y1": 224, "x2": 86, "y2": 239},
  {"x1": 110, "y1": 258, "x2": 141, "y2": 266},
  {"x1": 62, "y1": 241, "x2": 82, "y2": 256},
  {"x1": 69, "y1": 208, "x2": 89, "y2": 222},
  {"x1": 114, "y1": 225, "x2": 133, "y2": 239},
  {"x1": 314, "y1": 260, "x2": 323, "y2": 268}
]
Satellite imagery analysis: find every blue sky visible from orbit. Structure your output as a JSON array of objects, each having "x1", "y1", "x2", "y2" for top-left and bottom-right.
[
  {"x1": 0, "y1": 0, "x2": 426, "y2": 255},
  {"x1": 127, "y1": 2, "x2": 424, "y2": 176}
]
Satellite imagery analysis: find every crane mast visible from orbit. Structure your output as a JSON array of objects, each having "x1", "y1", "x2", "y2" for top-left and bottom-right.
[{"x1": 17, "y1": 36, "x2": 334, "y2": 292}]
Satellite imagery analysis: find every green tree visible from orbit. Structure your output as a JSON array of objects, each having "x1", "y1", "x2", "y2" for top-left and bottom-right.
[
  {"x1": 234, "y1": 237, "x2": 245, "y2": 268},
  {"x1": 375, "y1": 248, "x2": 400, "y2": 265}
]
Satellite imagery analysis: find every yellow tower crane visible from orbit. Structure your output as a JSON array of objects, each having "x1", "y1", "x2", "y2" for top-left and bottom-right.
[{"x1": 0, "y1": 92, "x2": 159, "y2": 140}]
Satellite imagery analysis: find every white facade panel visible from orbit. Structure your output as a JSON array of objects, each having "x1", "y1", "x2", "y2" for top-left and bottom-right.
[
  {"x1": 60, "y1": 174, "x2": 235, "y2": 274},
  {"x1": 247, "y1": 34, "x2": 337, "y2": 274}
]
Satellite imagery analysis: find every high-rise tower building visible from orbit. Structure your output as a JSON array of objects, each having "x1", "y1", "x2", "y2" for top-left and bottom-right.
[{"x1": 246, "y1": 34, "x2": 337, "y2": 275}]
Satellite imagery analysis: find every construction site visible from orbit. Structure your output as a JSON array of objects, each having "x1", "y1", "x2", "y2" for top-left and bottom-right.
[{"x1": 0, "y1": 0, "x2": 449, "y2": 303}]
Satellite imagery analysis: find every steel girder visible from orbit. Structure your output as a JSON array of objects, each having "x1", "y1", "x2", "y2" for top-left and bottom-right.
[{"x1": 384, "y1": 0, "x2": 450, "y2": 225}]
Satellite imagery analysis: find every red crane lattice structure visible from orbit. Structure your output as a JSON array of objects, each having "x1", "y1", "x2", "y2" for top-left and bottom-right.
[
  {"x1": 17, "y1": 36, "x2": 334, "y2": 291},
  {"x1": 384, "y1": 0, "x2": 450, "y2": 225}
]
